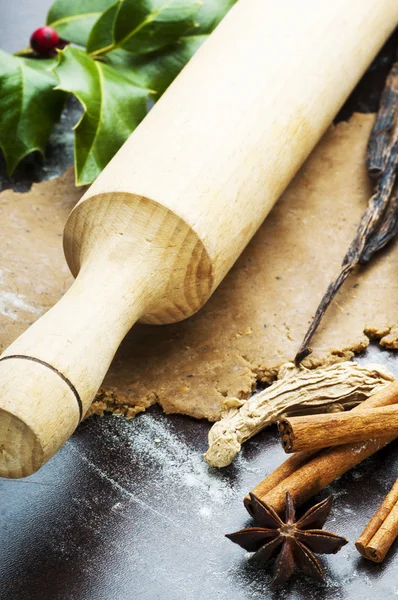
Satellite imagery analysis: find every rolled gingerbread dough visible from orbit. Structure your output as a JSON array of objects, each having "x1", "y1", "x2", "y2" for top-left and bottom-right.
[{"x1": 0, "y1": 113, "x2": 397, "y2": 422}]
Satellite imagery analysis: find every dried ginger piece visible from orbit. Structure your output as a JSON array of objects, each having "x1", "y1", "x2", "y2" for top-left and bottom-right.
[{"x1": 204, "y1": 361, "x2": 394, "y2": 467}]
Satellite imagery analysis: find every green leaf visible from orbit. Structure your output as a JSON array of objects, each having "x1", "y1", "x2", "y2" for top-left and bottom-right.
[
  {"x1": 91, "y1": 0, "x2": 202, "y2": 56},
  {"x1": 105, "y1": 0, "x2": 237, "y2": 97},
  {"x1": 47, "y1": 0, "x2": 115, "y2": 47},
  {"x1": 106, "y1": 37, "x2": 205, "y2": 97},
  {"x1": 87, "y1": 2, "x2": 120, "y2": 55},
  {"x1": 0, "y1": 51, "x2": 65, "y2": 175},
  {"x1": 54, "y1": 46, "x2": 151, "y2": 185}
]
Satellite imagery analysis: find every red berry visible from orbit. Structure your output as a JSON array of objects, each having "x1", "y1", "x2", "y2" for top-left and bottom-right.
[{"x1": 30, "y1": 26, "x2": 60, "y2": 57}]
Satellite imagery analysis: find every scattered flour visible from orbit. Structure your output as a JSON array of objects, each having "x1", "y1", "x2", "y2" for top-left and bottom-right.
[
  {"x1": 0, "y1": 290, "x2": 40, "y2": 320},
  {"x1": 199, "y1": 506, "x2": 212, "y2": 518},
  {"x1": 118, "y1": 413, "x2": 239, "y2": 507},
  {"x1": 71, "y1": 412, "x2": 241, "y2": 526}
]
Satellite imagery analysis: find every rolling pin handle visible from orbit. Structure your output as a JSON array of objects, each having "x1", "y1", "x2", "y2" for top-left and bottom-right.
[{"x1": 0, "y1": 255, "x2": 157, "y2": 478}]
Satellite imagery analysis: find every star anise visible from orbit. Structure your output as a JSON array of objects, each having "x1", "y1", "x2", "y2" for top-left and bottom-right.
[{"x1": 226, "y1": 492, "x2": 348, "y2": 587}]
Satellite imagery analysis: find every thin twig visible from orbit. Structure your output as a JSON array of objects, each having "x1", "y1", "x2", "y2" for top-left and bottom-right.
[
  {"x1": 367, "y1": 61, "x2": 398, "y2": 178},
  {"x1": 295, "y1": 265, "x2": 354, "y2": 365},
  {"x1": 295, "y1": 62, "x2": 398, "y2": 366}
]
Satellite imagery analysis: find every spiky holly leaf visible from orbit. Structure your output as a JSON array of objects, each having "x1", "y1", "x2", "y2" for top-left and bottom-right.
[
  {"x1": 105, "y1": 0, "x2": 237, "y2": 97},
  {"x1": 53, "y1": 46, "x2": 151, "y2": 185},
  {"x1": 0, "y1": 51, "x2": 65, "y2": 176},
  {"x1": 89, "y1": 0, "x2": 201, "y2": 56},
  {"x1": 2, "y1": 0, "x2": 235, "y2": 182},
  {"x1": 47, "y1": 0, "x2": 115, "y2": 47}
]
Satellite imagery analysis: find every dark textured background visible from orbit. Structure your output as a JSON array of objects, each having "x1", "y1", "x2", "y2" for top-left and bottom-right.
[{"x1": 0, "y1": 3, "x2": 398, "y2": 599}]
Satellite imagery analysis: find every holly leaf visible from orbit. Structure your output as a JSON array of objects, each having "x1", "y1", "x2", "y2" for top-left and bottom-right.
[
  {"x1": 114, "y1": 0, "x2": 202, "y2": 55},
  {"x1": 105, "y1": 37, "x2": 205, "y2": 97},
  {"x1": 0, "y1": 51, "x2": 65, "y2": 176},
  {"x1": 87, "y1": 2, "x2": 120, "y2": 55},
  {"x1": 47, "y1": 0, "x2": 115, "y2": 47},
  {"x1": 89, "y1": 0, "x2": 201, "y2": 56},
  {"x1": 105, "y1": 0, "x2": 236, "y2": 97},
  {"x1": 53, "y1": 46, "x2": 151, "y2": 185},
  {"x1": 2, "y1": 0, "x2": 235, "y2": 182}
]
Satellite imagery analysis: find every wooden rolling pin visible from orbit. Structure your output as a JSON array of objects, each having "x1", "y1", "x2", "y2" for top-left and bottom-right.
[{"x1": 0, "y1": 0, "x2": 397, "y2": 478}]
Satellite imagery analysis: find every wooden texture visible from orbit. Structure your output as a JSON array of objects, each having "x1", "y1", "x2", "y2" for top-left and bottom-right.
[
  {"x1": 76, "y1": 0, "x2": 398, "y2": 294},
  {"x1": 244, "y1": 380, "x2": 398, "y2": 513},
  {"x1": 356, "y1": 478, "x2": 398, "y2": 562},
  {"x1": 87, "y1": 113, "x2": 398, "y2": 422},
  {"x1": 0, "y1": 0, "x2": 397, "y2": 478},
  {"x1": 279, "y1": 405, "x2": 398, "y2": 453}
]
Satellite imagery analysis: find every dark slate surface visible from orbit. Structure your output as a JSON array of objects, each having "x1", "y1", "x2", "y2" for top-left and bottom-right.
[
  {"x1": 0, "y1": 5, "x2": 398, "y2": 600},
  {"x1": 1, "y1": 347, "x2": 398, "y2": 600}
]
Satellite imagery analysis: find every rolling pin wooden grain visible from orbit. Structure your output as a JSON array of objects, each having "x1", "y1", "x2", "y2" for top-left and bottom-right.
[{"x1": 0, "y1": 0, "x2": 397, "y2": 478}]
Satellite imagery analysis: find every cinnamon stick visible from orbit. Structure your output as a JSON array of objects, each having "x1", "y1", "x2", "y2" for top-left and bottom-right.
[
  {"x1": 278, "y1": 405, "x2": 398, "y2": 453},
  {"x1": 244, "y1": 380, "x2": 398, "y2": 514},
  {"x1": 356, "y1": 478, "x2": 398, "y2": 563},
  {"x1": 244, "y1": 449, "x2": 323, "y2": 518}
]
